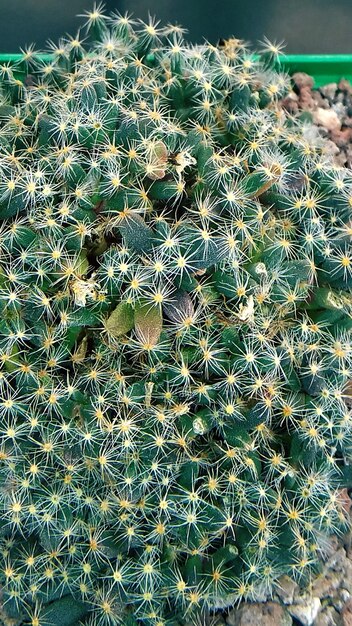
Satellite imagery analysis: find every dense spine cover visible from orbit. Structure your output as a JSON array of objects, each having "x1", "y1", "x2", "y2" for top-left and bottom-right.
[{"x1": 0, "y1": 4, "x2": 351, "y2": 625}]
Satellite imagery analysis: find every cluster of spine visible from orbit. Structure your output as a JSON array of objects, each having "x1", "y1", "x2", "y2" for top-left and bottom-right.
[{"x1": 0, "y1": 4, "x2": 351, "y2": 625}]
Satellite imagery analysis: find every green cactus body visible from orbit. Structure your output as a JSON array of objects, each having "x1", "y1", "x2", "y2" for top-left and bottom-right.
[{"x1": 0, "y1": 7, "x2": 351, "y2": 626}]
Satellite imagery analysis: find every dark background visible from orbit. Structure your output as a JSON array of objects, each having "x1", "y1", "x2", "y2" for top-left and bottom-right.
[{"x1": 0, "y1": 0, "x2": 351, "y2": 53}]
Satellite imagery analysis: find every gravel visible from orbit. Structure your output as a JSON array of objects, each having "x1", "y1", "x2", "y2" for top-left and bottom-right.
[{"x1": 280, "y1": 73, "x2": 352, "y2": 167}]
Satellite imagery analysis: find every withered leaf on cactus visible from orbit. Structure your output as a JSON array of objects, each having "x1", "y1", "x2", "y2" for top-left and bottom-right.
[
  {"x1": 105, "y1": 301, "x2": 134, "y2": 338},
  {"x1": 134, "y1": 300, "x2": 163, "y2": 346},
  {"x1": 146, "y1": 140, "x2": 168, "y2": 180}
]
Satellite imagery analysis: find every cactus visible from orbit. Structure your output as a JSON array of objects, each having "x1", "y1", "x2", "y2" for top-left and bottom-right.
[{"x1": 0, "y1": 4, "x2": 351, "y2": 626}]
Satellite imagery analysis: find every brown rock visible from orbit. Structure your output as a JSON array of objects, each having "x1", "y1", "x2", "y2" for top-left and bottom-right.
[
  {"x1": 313, "y1": 107, "x2": 341, "y2": 132},
  {"x1": 333, "y1": 589, "x2": 351, "y2": 612},
  {"x1": 338, "y1": 573, "x2": 352, "y2": 595},
  {"x1": 226, "y1": 602, "x2": 292, "y2": 626},
  {"x1": 275, "y1": 575, "x2": 299, "y2": 605},
  {"x1": 315, "y1": 607, "x2": 342, "y2": 626},
  {"x1": 330, "y1": 128, "x2": 352, "y2": 148},
  {"x1": 327, "y1": 547, "x2": 349, "y2": 570},
  {"x1": 287, "y1": 596, "x2": 321, "y2": 626},
  {"x1": 293, "y1": 72, "x2": 315, "y2": 90},
  {"x1": 342, "y1": 599, "x2": 352, "y2": 626},
  {"x1": 299, "y1": 86, "x2": 316, "y2": 110},
  {"x1": 341, "y1": 590, "x2": 352, "y2": 603},
  {"x1": 321, "y1": 547, "x2": 352, "y2": 594},
  {"x1": 325, "y1": 535, "x2": 341, "y2": 557},
  {"x1": 312, "y1": 571, "x2": 341, "y2": 598},
  {"x1": 312, "y1": 90, "x2": 330, "y2": 108},
  {"x1": 320, "y1": 82, "x2": 338, "y2": 99},
  {"x1": 338, "y1": 78, "x2": 352, "y2": 93}
]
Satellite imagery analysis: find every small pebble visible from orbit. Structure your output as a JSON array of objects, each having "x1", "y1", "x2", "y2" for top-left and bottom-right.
[
  {"x1": 292, "y1": 71, "x2": 315, "y2": 90},
  {"x1": 342, "y1": 599, "x2": 352, "y2": 626},
  {"x1": 320, "y1": 82, "x2": 338, "y2": 100},
  {"x1": 339, "y1": 78, "x2": 352, "y2": 94},
  {"x1": 313, "y1": 107, "x2": 341, "y2": 132},
  {"x1": 227, "y1": 602, "x2": 292, "y2": 626},
  {"x1": 288, "y1": 597, "x2": 321, "y2": 626},
  {"x1": 314, "y1": 607, "x2": 341, "y2": 626}
]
